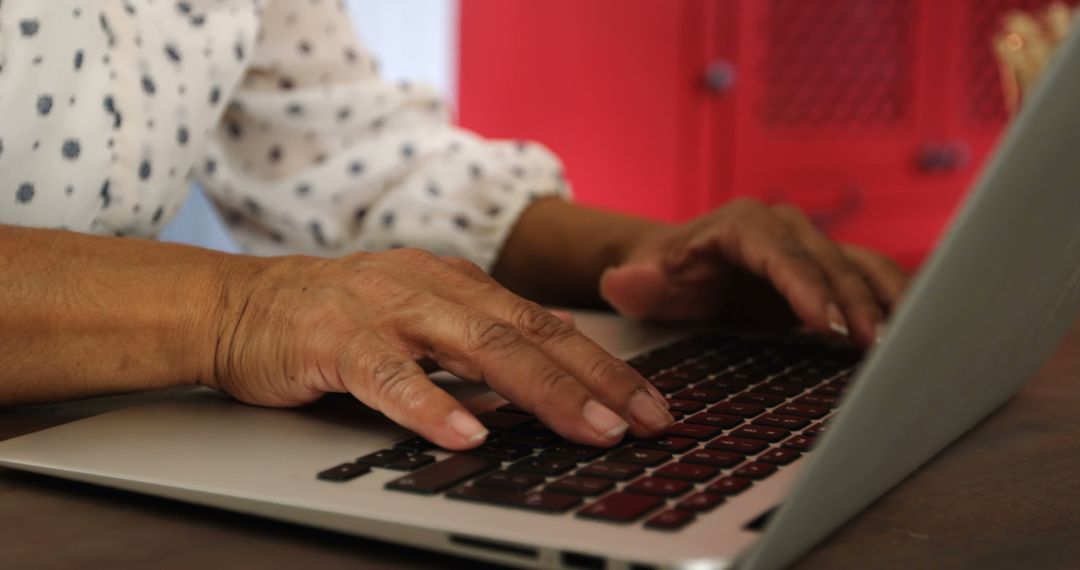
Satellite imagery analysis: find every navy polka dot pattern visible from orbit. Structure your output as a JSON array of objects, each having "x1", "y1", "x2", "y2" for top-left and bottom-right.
[{"x1": 0, "y1": 0, "x2": 569, "y2": 271}]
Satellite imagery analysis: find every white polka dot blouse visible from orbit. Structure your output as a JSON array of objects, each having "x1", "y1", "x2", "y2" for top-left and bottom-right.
[{"x1": 0, "y1": 0, "x2": 570, "y2": 270}]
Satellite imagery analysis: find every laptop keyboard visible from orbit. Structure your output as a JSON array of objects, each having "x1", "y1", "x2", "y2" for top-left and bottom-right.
[{"x1": 315, "y1": 333, "x2": 859, "y2": 532}]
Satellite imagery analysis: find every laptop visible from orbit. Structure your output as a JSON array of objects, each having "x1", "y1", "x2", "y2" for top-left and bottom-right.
[{"x1": 4, "y1": 28, "x2": 1080, "y2": 570}]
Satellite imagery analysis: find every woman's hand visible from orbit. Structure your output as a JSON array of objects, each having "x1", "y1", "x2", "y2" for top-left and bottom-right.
[
  {"x1": 600, "y1": 199, "x2": 909, "y2": 348},
  {"x1": 211, "y1": 248, "x2": 674, "y2": 450}
]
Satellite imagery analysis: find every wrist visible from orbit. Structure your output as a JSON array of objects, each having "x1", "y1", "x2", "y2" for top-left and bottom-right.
[{"x1": 191, "y1": 251, "x2": 274, "y2": 392}]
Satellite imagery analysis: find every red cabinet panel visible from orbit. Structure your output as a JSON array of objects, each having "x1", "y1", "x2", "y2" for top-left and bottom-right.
[
  {"x1": 458, "y1": 0, "x2": 1073, "y2": 268},
  {"x1": 459, "y1": 0, "x2": 717, "y2": 222}
]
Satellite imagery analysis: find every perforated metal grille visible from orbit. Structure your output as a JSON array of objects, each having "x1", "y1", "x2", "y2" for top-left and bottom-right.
[
  {"x1": 757, "y1": 0, "x2": 916, "y2": 129},
  {"x1": 965, "y1": 0, "x2": 1078, "y2": 125}
]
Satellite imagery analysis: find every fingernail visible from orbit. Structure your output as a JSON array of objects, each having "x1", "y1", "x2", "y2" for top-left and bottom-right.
[
  {"x1": 583, "y1": 400, "x2": 629, "y2": 440},
  {"x1": 629, "y1": 389, "x2": 675, "y2": 431},
  {"x1": 447, "y1": 409, "x2": 489, "y2": 445},
  {"x1": 875, "y1": 322, "x2": 887, "y2": 345},
  {"x1": 548, "y1": 309, "x2": 576, "y2": 327},
  {"x1": 645, "y1": 383, "x2": 670, "y2": 409},
  {"x1": 826, "y1": 302, "x2": 850, "y2": 337}
]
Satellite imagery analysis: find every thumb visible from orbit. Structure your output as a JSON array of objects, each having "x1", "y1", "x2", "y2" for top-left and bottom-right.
[{"x1": 599, "y1": 261, "x2": 669, "y2": 320}]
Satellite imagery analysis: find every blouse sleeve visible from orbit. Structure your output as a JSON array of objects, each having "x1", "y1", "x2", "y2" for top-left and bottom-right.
[{"x1": 196, "y1": 0, "x2": 570, "y2": 271}]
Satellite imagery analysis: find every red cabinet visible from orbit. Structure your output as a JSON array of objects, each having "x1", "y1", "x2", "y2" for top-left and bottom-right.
[{"x1": 459, "y1": 0, "x2": 1073, "y2": 268}]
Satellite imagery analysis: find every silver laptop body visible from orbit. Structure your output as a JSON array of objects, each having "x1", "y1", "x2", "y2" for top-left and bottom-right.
[{"x1": 3, "y1": 27, "x2": 1080, "y2": 570}]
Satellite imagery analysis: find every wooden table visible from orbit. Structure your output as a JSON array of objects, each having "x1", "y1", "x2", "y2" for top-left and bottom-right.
[{"x1": 4, "y1": 320, "x2": 1080, "y2": 569}]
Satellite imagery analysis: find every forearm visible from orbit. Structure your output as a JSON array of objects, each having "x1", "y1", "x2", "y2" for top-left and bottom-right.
[
  {"x1": 491, "y1": 198, "x2": 669, "y2": 307},
  {"x1": 0, "y1": 226, "x2": 248, "y2": 405}
]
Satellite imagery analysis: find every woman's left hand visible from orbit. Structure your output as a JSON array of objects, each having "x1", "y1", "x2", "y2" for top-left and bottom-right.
[{"x1": 599, "y1": 198, "x2": 909, "y2": 348}]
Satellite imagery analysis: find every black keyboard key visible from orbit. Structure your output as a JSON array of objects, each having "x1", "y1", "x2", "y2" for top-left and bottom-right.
[
  {"x1": 577, "y1": 491, "x2": 664, "y2": 523},
  {"x1": 542, "y1": 444, "x2": 607, "y2": 462},
  {"x1": 578, "y1": 461, "x2": 645, "y2": 480},
  {"x1": 676, "y1": 361, "x2": 720, "y2": 380},
  {"x1": 476, "y1": 411, "x2": 534, "y2": 431},
  {"x1": 468, "y1": 441, "x2": 534, "y2": 461},
  {"x1": 645, "y1": 509, "x2": 696, "y2": 531},
  {"x1": 706, "y1": 435, "x2": 769, "y2": 454},
  {"x1": 665, "y1": 422, "x2": 723, "y2": 440},
  {"x1": 508, "y1": 456, "x2": 577, "y2": 476},
  {"x1": 750, "y1": 381, "x2": 805, "y2": 398},
  {"x1": 628, "y1": 353, "x2": 685, "y2": 374},
  {"x1": 776, "y1": 373, "x2": 823, "y2": 387},
  {"x1": 625, "y1": 476, "x2": 692, "y2": 497},
  {"x1": 710, "y1": 402, "x2": 765, "y2": 417},
  {"x1": 795, "y1": 394, "x2": 839, "y2": 408},
  {"x1": 667, "y1": 398, "x2": 706, "y2": 414},
  {"x1": 813, "y1": 384, "x2": 844, "y2": 397},
  {"x1": 394, "y1": 437, "x2": 438, "y2": 453},
  {"x1": 799, "y1": 365, "x2": 833, "y2": 378},
  {"x1": 385, "y1": 454, "x2": 436, "y2": 471},
  {"x1": 317, "y1": 462, "x2": 371, "y2": 482},
  {"x1": 783, "y1": 434, "x2": 816, "y2": 452},
  {"x1": 695, "y1": 378, "x2": 751, "y2": 393},
  {"x1": 357, "y1": 449, "x2": 410, "y2": 467},
  {"x1": 734, "y1": 461, "x2": 778, "y2": 479},
  {"x1": 731, "y1": 425, "x2": 789, "y2": 442},
  {"x1": 667, "y1": 360, "x2": 716, "y2": 380},
  {"x1": 546, "y1": 475, "x2": 615, "y2": 496},
  {"x1": 741, "y1": 362, "x2": 787, "y2": 378},
  {"x1": 653, "y1": 462, "x2": 718, "y2": 482},
  {"x1": 712, "y1": 370, "x2": 757, "y2": 385},
  {"x1": 705, "y1": 476, "x2": 752, "y2": 495},
  {"x1": 496, "y1": 403, "x2": 532, "y2": 415},
  {"x1": 731, "y1": 392, "x2": 785, "y2": 407},
  {"x1": 682, "y1": 449, "x2": 743, "y2": 467},
  {"x1": 651, "y1": 369, "x2": 701, "y2": 384},
  {"x1": 629, "y1": 361, "x2": 666, "y2": 377},
  {"x1": 671, "y1": 388, "x2": 726, "y2": 404},
  {"x1": 652, "y1": 378, "x2": 689, "y2": 393},
  {"x1": 607, "y1": 448, "x2": 671, "y2": 466},
  {"x1": 804, "y1": 421, "x2": 831, "y2": 436},
  {"x1": 475, "y1": 470, "x2": 546, "y2": 492},
  {"x1": 753, "y1": 413, "x2": 811, "y2": 430},
  {"x1": 760, "y1": 447, "x2": 801, "y2": 465},
  {"x1": 774, "y1": 403, "x2": 828, "y2": 418},
  {"x1": 386, "y1": 455, "x2": 500, "y2": 495},
  {"x1": 499, "y1": 427, "x2": 561, "y2": 447},
  {"x1": 447, "y1": 486, "x2": 582, "y2": 513},
  {"x1": 685, "y1": 412, "x2": 742, "y2": 429},
  {"x1": 678, "y1": 492, "x2": 726, "y2": 512},
  {"x1": 634, "y1": 436, "x2": 697, "y2": 453}
]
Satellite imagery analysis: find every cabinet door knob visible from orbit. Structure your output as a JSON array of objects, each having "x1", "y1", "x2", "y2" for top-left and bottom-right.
[
  {"x1": 917, "y1": 141, "x2": 971, "y2": 173},
  {"x1": 703, "y1": 60, "x2": 737, "y2": 94}
]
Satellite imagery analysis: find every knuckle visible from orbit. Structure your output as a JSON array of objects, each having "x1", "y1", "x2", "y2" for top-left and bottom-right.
[
  {"x1": 378, "y1": 288, "x2": 432, "y2": 319},
  {"x1": 584, "y1": 355, "x2": 632, "y2": 389},
  {"x1": 443, "y1": 256, "x2": 485, "y2": 275},
  {"x1": 875, "y1": 254, "x2": 905, "y2": 275},
  {"x1": 389, "y1": 247, "x2": 440, "y2": 266},
  {"x1": 772, "y1": 203, "x2": 808, "y2": 223},
  {"x1": 778, "y1": 236, "x2": 816, "y2": 266},
  {"x1": 727, "y1": 197, "x2": 764, "y2": 213},
  {"x1": 464, "y1": 316, "x2": 522, "y2": 354},
  {"x1": 513, "y1": 303, "x2": 571, "y2": 343},
  {"x1": 533, "y1": 364, "x2": 572, "y2": 406},
  {"x1": 369, "y1": 356, "x2": 419, "y2": 404}
]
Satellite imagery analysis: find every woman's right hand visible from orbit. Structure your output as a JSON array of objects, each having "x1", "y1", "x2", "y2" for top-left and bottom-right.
[{"x1": 209, "y1": 248, "x2": 674, "y2": 450}]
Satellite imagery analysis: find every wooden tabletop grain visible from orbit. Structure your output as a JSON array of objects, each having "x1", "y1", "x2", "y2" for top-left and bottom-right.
[{"x1": 3, "y1": 319, "x2": 1080, "y2": 569}]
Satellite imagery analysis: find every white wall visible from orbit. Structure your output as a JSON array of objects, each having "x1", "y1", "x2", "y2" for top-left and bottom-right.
[
  {"x1": 348, "y1": 0, "x2": 458, "y2": 103},
  {"x1": 159, "y1": 0, "x2": 459, "y2": 252}
]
